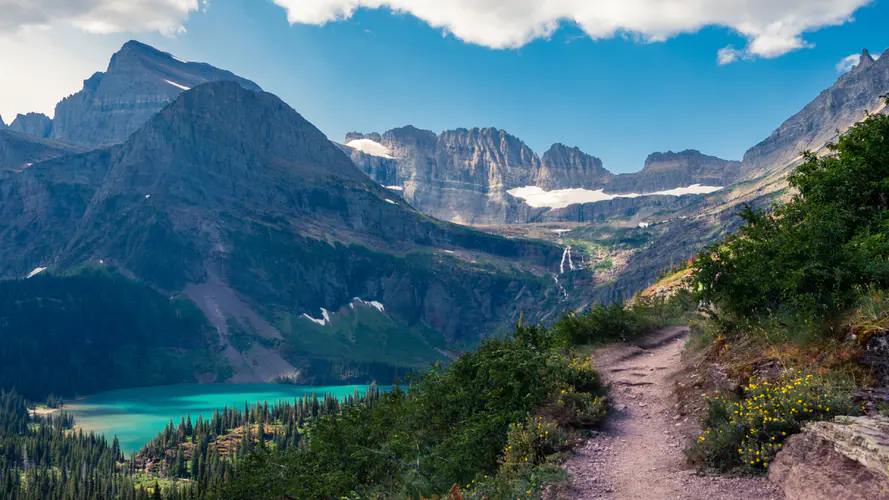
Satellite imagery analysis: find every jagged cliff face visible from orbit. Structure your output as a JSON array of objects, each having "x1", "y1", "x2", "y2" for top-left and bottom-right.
[
  {"x1": 0, "y1": 81, "x2": 569, "y2": 383},
  {"x1": 742, "y1": 48, "x2": 889, "y2": 178},
  {"x1": 9, "y1": 113, "x2": 53, "y2": 139},
  {"x1": 608, "y1": 150, "x2": 741, "y2": 193},
  {"x1": 418, "y1": 127, "x2": 540, "y2": 224},
  {"x1": 346, "y1": 126, "x2": 546, "y2": 224},
  {"x1": 538, "y1": 144, "x2": 611, "y2": 190},
  {"x1": 343, "y1": 128, "x2": 732, "y2": 225},
  {"x1": 51, "y1": 40, "x2": 261, "y2": 148}
]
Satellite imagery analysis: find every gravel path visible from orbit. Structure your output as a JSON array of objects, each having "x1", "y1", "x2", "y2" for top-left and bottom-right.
[{"x1": 564, "y1": 327, "x2": 785, "y2": 500}]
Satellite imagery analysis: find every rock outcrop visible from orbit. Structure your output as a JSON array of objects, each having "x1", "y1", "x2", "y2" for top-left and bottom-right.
[
  {"x1": 8, "y1": 112, "x2": 53, "y2": 139},
  {"x1": 51, "y1": 40, "x2": 261, "y2": 147},
  {"x1": 741, "y1": 48, "x2": 889, "y2": 178},
  {"x1": 769, "y1": 416, "x2": 889, "y2": 500}
]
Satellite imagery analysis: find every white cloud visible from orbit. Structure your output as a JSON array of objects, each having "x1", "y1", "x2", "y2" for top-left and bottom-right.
[
  {"x1": 0, "y1": 1, "x2": 201, "y2": 123},
  {"x1": 836, "y1": 51, "x2": 880, "y2": 73},
  {"x1": 0, "y1": 0, "x2": 200, "y2": 36},
  {"x1": 837, "y1": 53, "x2": 862, "y2": 73},
  {"x1": 271, "y1": 0, "x2": 871, "y2": 61},
  {"x1": 717, "y1": 46, "x2": 743, "y2": 65}
]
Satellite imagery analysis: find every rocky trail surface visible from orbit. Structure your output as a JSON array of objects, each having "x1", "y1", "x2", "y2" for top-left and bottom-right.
[{"x1": 565, "y1": 327, "x2": 785, "y2": 499}]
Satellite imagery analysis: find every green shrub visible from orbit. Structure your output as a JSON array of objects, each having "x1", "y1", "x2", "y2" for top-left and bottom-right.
[
  {"x1": 563, "y1": 356, "x2": 606, "y2": 396},
  {"x1": 220, "y1": 321, "x2": 608, "y2": 499},
  {"x1": 501, "y1": 415, "x2": 570, "y2": 471},
  {"x1": 632, "y1": 288, "x2": 698, "y2": 327},
  {"x1": 553, "y1": 301, "x2": 642, "y2": 345},
  {"x1": 694, "y1": 102, "x2": 889, "y2": 323},
  {"x1": 686, "y1": 373, "x2": 859, "y2": 473},
  {"x1": 551, "y1": 387, "x2": 607, "y2": 428},
  {"x1": 552, "y1": 290, "x2": 699, "y2": 347}
]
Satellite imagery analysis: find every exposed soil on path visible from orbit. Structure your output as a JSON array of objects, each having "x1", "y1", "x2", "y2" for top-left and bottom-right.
[{"x1": 564, "y1": 327, "x2": 785, "y2": 500}]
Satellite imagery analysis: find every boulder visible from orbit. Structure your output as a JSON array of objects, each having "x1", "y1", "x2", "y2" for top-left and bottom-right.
[{"x1": 770, "y1": 416, "x2": 889, "y2": 499}]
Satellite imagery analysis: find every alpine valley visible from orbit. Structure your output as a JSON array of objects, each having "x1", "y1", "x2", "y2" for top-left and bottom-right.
[{"x1": 1, "y1": 41, "x2": 888, "y2": 403}]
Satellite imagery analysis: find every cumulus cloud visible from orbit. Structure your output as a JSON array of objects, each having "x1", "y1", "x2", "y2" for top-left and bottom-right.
[
  {"x1": 0, "y1": 0, "x2": 200, "y2": 36},
  {"x1": 271, "y1": 0, "x2": 871, "y2": 61}
]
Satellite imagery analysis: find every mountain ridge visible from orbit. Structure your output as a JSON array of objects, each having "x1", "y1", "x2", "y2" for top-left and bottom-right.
[
  {"x1": 344, "y1": 126, "x2": 736, "y2": 224},
  {"x1": 0, "y1": 80, "x2": 572, "y2": 388},
  {"x1": 50, "y1": 40, "x2": 262, "y2": 148},
  {"x1": 740, "y1": 47, "x2": 889, "y2": 179}
]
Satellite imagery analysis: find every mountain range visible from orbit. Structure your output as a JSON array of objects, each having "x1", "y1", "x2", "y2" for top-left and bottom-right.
[
  {"x1": 0, "y1": 43, "x2": 573, "y2": 395},
  {"x1": 343, "y1": 128, "x2": 739, "y2": 225},
  {"x1": 2, "y1": 40, "x2": 888, "y2": 397}
]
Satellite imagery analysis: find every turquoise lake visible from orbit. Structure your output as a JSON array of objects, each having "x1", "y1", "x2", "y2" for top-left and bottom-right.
[{"x1": 64, "y1": 383, "x2": 382, "y2": 454}]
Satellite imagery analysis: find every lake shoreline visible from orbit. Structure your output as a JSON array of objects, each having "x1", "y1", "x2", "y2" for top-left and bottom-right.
[{"x1": 63, "y1": 382, "x2": 387, "y2": 454}]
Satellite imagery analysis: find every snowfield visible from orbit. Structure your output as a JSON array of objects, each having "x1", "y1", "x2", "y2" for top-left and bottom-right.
[
  {"x1": 346, "y1": 139, "x2": 394, "y2": 159},
  {"x1": 507, "y1": 184, "x2": 723, "y2": 209}
]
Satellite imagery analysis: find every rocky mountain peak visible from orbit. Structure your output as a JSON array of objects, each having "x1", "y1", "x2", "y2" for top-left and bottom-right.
[
  {"x1": 9, "y1": 113, "x2": 53, "y2": 139},
  {"x1": 0, "y1": 116, "x2": 6, "y2": 129},
  {"x1": 438, "y1": 127, "x2": 538, "y2": 165},
  {"x1": 857, "y1": 48, "x2": 875, "y2": 71},
  {"x1": 538, "y1": 143, "x2": 611, "y2": 190},
  {"x1": 436, "y1": 126, "x2": 540, "y2": 189},
  {"x1": 107, "y1": 39, "x2": 162, "y2": 71},
  {"x1": 542, "y1": 143, "x2": 605, "y2": 166},
  {"x1": 113, "y1": 80, "x2": 364, "y2": 192},
  {"x1": 52, "y1": 40, "x2": 261, "y2": 147},
  {"x1": 740, "y1": 46, "x2": 889, "y2": 178}
]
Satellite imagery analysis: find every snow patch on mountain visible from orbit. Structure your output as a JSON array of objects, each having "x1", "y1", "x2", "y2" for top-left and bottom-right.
[
  {"x1": 164, "y1": 79, "x2": 191, "y2": 91},
  {"x1": 346, "y1": 138, "x2": 394, "y2": 159},
  {"x1": 508, "y1": 184, "x2": 723, "y2": 209},
  {"x1": 301, "y1": 308, "x2": 331, "y2": 326},
  {"x1": 26, "y1": 267, "x2": 47, "y2": 279},
  {"x1": 352, "y1": 297, "x2": 385, "y2": 313}
]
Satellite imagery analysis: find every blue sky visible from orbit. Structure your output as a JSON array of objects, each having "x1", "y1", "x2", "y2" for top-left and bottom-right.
[{"x1": 0, "y1": 0, "x2": 885, "y2": 172}]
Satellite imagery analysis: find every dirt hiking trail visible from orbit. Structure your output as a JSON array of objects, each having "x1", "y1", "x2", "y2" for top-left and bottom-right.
[{"x1": 565, "y1": 326, "x2": 785, "y2": 500}]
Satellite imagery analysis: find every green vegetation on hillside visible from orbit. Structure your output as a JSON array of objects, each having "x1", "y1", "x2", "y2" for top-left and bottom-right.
[
  {"x1": 216, "y1": 297, "x2": 691, "y2": 499},
  {"x1": 0, "y1": 294, "x2": 694, "y2": 499},
  {"x1": 218, "y1": 322, "x2": 607, "y2": 499},
  {"x1": 695, "y1": 101, "x2": 889, "y2": 322},
  {"x1": 686, "y1": 98, "x2": 889, "y2": 474},
  {"x1": 0, "y1": 267, "x2": 223, "y2": 400}
]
